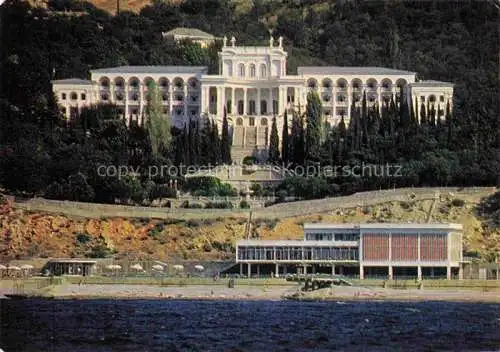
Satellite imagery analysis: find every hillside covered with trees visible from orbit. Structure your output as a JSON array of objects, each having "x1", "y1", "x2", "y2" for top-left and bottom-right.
[{"x1": 0, "y1": 0, "x2": 498, "y2": 204}]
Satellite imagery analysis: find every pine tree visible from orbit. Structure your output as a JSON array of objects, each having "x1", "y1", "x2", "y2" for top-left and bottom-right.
[
  {"x1": 220, "y1": 107, "x2": 231, "y2": 164},
  {"x1": 268, "y1": 116, "x2": 280, "y2": 163},
  {"x1": 281, "y1": 110, "x2": 290, "y2": 164},
  {"x1": 305, "y1": 90, "x2": 322, "y2": 163}
]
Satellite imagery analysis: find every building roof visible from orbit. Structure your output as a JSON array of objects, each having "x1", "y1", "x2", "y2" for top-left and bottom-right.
[
  {"x1": 409, "y1": 80, "x2": 454, "y2": 87},
  {"x1": 48, "y1": 259, "x2": 97, "y2": 264},
  {"x1": 91, "y1": 66, "x2": 208, "y2": 75},
  {"x1": 297, "y1": 66, "x2": 416, "y2": 76},
  {"x1": 236, "y1": 240, "x2": 358, "y2": 247},
  {"x1": 304, "y1": 223, "x2": 462, "y2": 230},
  {"x1": 163, "y1": 27, "x2": 215, "y2": 39},
  {"x1": 51, "y1": 78, "x2": 93, "y2": 85}
]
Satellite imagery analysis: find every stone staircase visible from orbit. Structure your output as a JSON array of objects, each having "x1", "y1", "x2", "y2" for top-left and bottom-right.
[{"x1": 231, "y1": 147, "x2": 254, "y2": 163}]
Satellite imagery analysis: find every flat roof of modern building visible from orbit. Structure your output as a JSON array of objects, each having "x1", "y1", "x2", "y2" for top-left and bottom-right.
[
  {"x1": 237, "y1": 240, "x2": 358, "y2": 247},
  {"x1": 298, "y1": 66, "x2": 416, "y2": 76},
  {"x1": 51, "y1": 78, "x2": 94, "y2": 85},
  {"x1": 304, "y1": 223, "x2": 463, "y2": 230},
  {"x1": 90, "y1": 66, "x2": 208, "y2": 75},
  {"x1": 47, "y1": 259, "x2": 97, "y2": 264}
]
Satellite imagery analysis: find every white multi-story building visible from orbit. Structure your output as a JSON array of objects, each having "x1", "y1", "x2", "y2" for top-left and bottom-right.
[{"x1": 52, "y1": 36, "x2": 454, "y2": 162}]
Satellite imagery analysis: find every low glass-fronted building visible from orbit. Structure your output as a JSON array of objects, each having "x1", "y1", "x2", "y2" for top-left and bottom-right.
[{"x1": 236, "y1": 223, "x2": 464, "y2": 280}]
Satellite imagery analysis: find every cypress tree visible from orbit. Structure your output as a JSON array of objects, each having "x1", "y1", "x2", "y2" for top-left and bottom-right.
[
  {"x1": 145, "y1": 81, "x2": 171, "y2": 159},
  {"x1": 429, "y1": 104, "x2": 436, "y2": 125},
  {"x1": 388, "y1": 95, "x2": 396, "y2": 136},
  {"x1": 446, "y1": 100, "x2": 453, "y2": 146},
  {"x1": 305, "y1": 90, "x2": 323, "y2": 163},
  {"x1": 281, "y1": 110, "x2": 290, "y2": 164},
  {"x1": 200, "y1": 116, "x2": 212, "y2": 165},
  {"x1": 290, "y1": 110, "x2": 305, "y2": 165},
  {"x1": 220, "y1": 107, "x2": 231, "y2": 164},
  {"x1": 420, "y1": 102, "x2": 427, "y2": 125},
  {"x1": 268, "y1": 116, "x2": 280, "y2": 163},
  {"x1": 211, "y1": 120, "x2": 221, "y2": 165},
  {"x1": 361, "y1": 90, "x2": 369, "y2": 147}
]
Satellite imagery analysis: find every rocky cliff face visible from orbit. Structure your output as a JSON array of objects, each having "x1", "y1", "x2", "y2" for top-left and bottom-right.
[{"x1": 1, "y1": 193, "x2": 498, "y2": 262}]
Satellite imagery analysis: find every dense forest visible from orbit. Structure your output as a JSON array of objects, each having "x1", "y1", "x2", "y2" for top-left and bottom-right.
[{"x1": 0, "y1": 0, "x2": 498, "y2": 204}]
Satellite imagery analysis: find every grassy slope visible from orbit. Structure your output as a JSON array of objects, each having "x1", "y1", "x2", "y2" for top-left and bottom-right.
[{"x1": 1, "y1": 189, "x2": 498, "y2": 262}]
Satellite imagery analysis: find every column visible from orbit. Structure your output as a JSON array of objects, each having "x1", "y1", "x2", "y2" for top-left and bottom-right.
[
  {"x1": 243, "y1": 88, "x2": 247, "y2": 115},
  {"x1": 388, "y1": 233, "x2": 392, "y2": 262},
  {"x1": 294, "y1": 87, "x2": 299, "y2": 108},
  {"x1": 247, "y1": 263, "x2": 251, "y2": 277},
  {"x1": 257, "y1": 88, "x2": 261, "y2": 115},
  {"x1": 111, "y1": 83, "x2": 115, "y2": 104},
  {"x1": 269, "y1": 88, "x2": 273, "y2": 114},
  {"x1": 256, "y1": 265, "x2": 260, "y2": 277},
  {"x1": 239, "y1": 263, "x2": 243, "y2": 276},
  {"x1": 458, "y1": 265, "x2": 463, "y2": 280},
  {"x1": 303, "y1": 265, "x2": 307, "y2": 275},
  {"x1": 388, "y1": 266, "x2": 393, "y2": 280},
  {"x1": 278, "y1": 87, "x2": 284, "y2": 116},
  {"x1": 275, "y1": 263, "x2": 279, "y2": 276},
  {"x1": 168, "y1": 84, "x2": 173, "y2": 117},
  {"x1": 417, "y1": 233, "x2": 421, "y2": 261},
  {"x1": 184, "y1": 84, "x2": 188, "y2": 118},
  {"x1": 418, "y1": 266, "x2": 422, "y2": 281},
  {"x1": 231, "y1": 87, "x2": 236, "y2": 115},
  {"x1": 359, "y1": 265, "x2": 364, "y2": 280},
  {"x1": 339, "y1": 266, "x2": 343, "y2": 275},
  {"x1": 331, "y1": 264, "x2": 335, "y2": 276},
  {"x1": 221, "y1": 86, "x2": 226, "y2": 114},
  {"x1": 347, "y1": 84, "x2": 352, "y2": 120},
  {"x1": 446, "y1": 266, "x2": 451, "y2": 280},
  {"x1": 216, "y1": 86, "x2": 222, "y2": 115}
]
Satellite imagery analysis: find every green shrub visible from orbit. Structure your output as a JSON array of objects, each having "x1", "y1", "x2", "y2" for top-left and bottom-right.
[
  {"x1": 242, "y1": 156, "x2": 257, "y2": 165},
  {"x1": 185, "y1": 219, "x2": 202, "y2": 227},
  {"x1": 205, "y1": 201, "x2": 233, "y2": 209},
  {"x1": 75, "y1": 233, "x2": 91, "y2": 244},
  {"x1": 451, "y1": 198, "x2": 465, "y2": 207},
  {"x1": 240, "y1": 200, "x2": 250, "y2": 208}
]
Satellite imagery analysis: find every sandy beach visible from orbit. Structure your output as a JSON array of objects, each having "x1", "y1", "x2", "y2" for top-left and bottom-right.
[{"x1": 1, "y1": 282, "x2": 495, "y2": 303}]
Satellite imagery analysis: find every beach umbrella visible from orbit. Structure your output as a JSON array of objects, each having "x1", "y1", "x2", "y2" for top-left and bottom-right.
[
  {"x1": 173, "y1": 264, "x2": 184, "y2": 271},
  {"x1": 21, "y1": 264, "x2": 34, "y2": 270},
  {"x1": 194, "y1": 265, "x2": 204, "y2": 271},
  {"x1": 106, "y1": 264, "x2": 121, "y2": 270},
  {"x1": 152, "y1": 264, "x2": 164, "y2": 271},
  {"x1": 130, "y1": 264, "x2": 143, "y2": 271}
]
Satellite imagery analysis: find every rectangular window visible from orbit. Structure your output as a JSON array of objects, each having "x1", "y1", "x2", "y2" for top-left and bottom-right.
[
  {"x1": 421, "y1": 96, "x2": 425, "y2": 102},
  {"x1": 440, "y1": 95, "x2": 445, "y2": 102}
]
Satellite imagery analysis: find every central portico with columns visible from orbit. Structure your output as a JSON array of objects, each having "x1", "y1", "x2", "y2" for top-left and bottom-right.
[{"x1": 200, "y1": 36, "x2": 304, "y2": 161}]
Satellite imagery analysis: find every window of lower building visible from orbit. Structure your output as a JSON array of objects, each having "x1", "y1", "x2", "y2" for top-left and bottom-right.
[
  {"x1": 70, "y1": 92, "x2": 77, "y2": 100},
  {"x1": 61, "y1": 93, "x2": 67, "y2": 100},
  {"x1": 249, "y1": 117, "x2": 255, "y2": 126},
  {"x1": 81, "y1": 93, "x2": 86, "y2": 100},
  {"x1": 421, "y1": 96, "x2": 425, "y2": 102},
  {"x1": 440, "y1": 95, "x2": 445, "y2": 102}
]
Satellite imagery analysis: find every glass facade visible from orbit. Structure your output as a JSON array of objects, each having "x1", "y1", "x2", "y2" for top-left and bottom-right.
[
  {"x1": 305, "y1": 233, "x2": 359, "y2": 241},
  {"x1": 238, "y1": 246, "x2": 359, "y2": 261}
]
